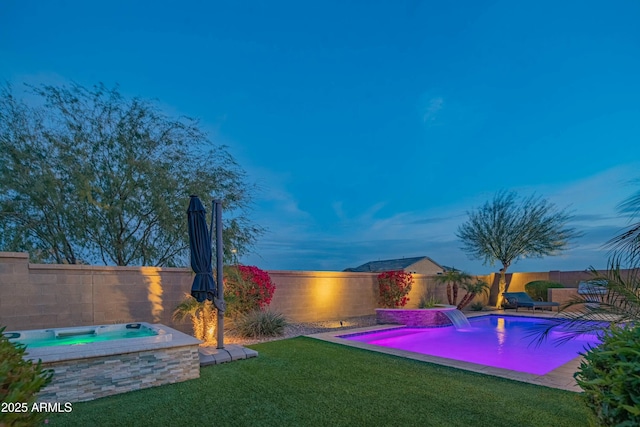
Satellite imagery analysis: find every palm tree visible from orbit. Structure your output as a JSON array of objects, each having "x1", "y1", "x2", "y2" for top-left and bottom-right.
[
  {"x1": 435, "y1": 270, "x2": 472, "y2": 306},
  {"x1": 531, "y1": 204, "x2": 640, "y2": 424},
  {"x1": 172, "y1": 294, "x2": 216, "y2": 343},
  {"x1": 606, "y1": 186, "x2": 640, "y2": 266},
  {"x1": 457, "y1": 279, "x2": 490, "y2": 310}
]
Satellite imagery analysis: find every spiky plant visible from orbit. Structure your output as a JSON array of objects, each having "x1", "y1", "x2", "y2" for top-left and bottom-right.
[{"x1": 231, "y1": 309, "x2": 287, "y2": 338}]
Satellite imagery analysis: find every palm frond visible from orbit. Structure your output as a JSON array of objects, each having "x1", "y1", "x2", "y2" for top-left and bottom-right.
[
  {"x1": 530, "y1": 258, "x2": 640, "y2": 347},
  {"x1": 172, "y1": 293, "x2": 201, "y2": 321}
]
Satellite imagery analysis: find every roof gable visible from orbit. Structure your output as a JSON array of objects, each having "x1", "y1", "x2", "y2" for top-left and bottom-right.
[{"x1": 345, "y1": 256, "x2": 443, "y2": 273}]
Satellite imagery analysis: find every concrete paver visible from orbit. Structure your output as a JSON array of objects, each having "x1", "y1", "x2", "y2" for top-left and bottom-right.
[{"x1": 198, "y1": 344, "x2": 258, "y2": 367}]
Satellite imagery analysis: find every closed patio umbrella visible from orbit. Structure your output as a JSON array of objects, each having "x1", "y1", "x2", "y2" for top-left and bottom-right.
[
  {"x1": 187, "y1": 195, "x2": 216, "y2": 303},
  {"x1": 187, "y1": 195, "x2": 225, "y2": 348}
]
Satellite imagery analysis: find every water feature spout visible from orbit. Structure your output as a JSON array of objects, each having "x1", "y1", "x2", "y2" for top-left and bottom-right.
[
  {"x1": 442, "y1": 309, "x2": 472, "y2": 330},
  {"x1": 375, "y1": 305, "x2": 473, "y2": 328}
]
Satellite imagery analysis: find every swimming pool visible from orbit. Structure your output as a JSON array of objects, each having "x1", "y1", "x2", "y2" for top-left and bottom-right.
[{"x1": 339, "y1": 315, "x2": 601, "y2": 375}]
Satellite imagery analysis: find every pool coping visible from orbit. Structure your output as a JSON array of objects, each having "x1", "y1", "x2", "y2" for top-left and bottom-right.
[{"x1": 307, "y1": 311, "x2": 584, "y2": 392}]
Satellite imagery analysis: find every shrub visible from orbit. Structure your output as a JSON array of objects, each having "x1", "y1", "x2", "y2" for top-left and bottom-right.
[
  {"x1": 524, "y1": 280, "x2": 564, "y2": 301},
  {"x1": 377, "y1": 271, "x2": 413, "y2": 308},
  {"x1": 470, "y1": 301, "x2": 484, "y2": 311},
  {"x1": 418, "y1": 295, "x2": 440, "y2": 309},
  {"x1": 232, "y1": 309, "x2": 287, "y2": 338},
  {"x1": 574, "y1": 325, "x2": 640, "y2": 426},
  {"x1": 0, "y1": 326, "x2": 54, "y2": 427},
  {"x1": 224, "y1": 265, "x2": 276, "y2": 316}
]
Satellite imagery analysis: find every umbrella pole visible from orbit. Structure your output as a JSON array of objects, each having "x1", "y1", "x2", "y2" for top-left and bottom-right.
[{"x1": 214, "y1": 199, "x2": 225, "y2": 349}]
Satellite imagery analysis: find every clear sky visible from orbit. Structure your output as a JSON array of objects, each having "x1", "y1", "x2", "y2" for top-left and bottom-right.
[{"x1": 2, "y1": 1, "x2": 639, "y2": 274}]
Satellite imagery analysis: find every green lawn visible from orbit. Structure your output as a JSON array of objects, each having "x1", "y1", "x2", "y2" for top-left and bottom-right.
[{"x1": 48, "y1": 337, "x2": 591, "y2": 426}]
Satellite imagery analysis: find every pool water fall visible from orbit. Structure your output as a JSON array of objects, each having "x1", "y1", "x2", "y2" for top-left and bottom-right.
[{"x1": 442, "y1": 309, "x2": 472, "y2": 329}]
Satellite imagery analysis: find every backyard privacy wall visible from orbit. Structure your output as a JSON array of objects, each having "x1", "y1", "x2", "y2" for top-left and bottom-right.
[
  {"x1": 0, "y1": 251, "x2": 593, "y2": 331},
  {"x1": 0, "y1": 252, "x2": 193, "y2": 333}
]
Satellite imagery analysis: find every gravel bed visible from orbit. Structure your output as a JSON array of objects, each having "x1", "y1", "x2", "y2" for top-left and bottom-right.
[{"x1": 223, "y1": 314, "x2": 378, "y2": 346}]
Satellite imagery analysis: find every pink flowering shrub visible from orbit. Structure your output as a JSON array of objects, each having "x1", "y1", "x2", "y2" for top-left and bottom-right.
[
  {"x1": 377, "y1": 270, "x2": 413, "y2": 308},
  {"x1": 224, "y1": 265, "x2": 276, "y2": 316}
]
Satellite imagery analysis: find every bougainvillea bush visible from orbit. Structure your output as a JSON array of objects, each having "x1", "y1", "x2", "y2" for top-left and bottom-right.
[
  {"x1": 377, "y1": 271, "x2": 413, "y2": 308},
  {"x1": 224, "y1": 265, "x2": 276, "y2": 316}
]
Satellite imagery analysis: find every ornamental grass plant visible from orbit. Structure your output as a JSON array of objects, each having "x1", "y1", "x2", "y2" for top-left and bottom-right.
[{"x1": 231, "y1": 309, "x2": 287, "y2": 338}]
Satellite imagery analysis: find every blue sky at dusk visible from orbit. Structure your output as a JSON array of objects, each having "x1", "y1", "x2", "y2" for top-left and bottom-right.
[{"x1": 2, "y1": 1, "x2": 639, "y2": 274}]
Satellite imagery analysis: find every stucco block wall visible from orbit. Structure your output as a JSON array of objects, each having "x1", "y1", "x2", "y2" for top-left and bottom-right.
[
  {"x1": 484, "y1": 271, "x2": 603, "y2": 305},
  {"x1": 549, "y1": 288, "x2": 581, "y2": 311},
  {"x1": 268, "y1": 271, "x2": 379, "y2": 322},
  {"x1": 0, "y1": 252, "x2": 619, "y2": 331},
  {"x1": 548, "y1": 270, "x2": 596, "y2": 287},
  {"x1": 0, "y1": 252, "x2": 194, "y2": 333},
  {"x1": 405, "y1": 275, "x2": 448, "y2": 307}
]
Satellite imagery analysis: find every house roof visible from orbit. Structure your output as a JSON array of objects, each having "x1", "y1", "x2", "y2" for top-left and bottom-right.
[{"x1": 344, "y1": 256, "x2": 444, "y2": 273}]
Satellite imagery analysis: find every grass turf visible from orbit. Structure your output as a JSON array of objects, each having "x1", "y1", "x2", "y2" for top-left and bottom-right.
[{"x1": 47, "y1": 337, "x2": 592, "y2": 426}]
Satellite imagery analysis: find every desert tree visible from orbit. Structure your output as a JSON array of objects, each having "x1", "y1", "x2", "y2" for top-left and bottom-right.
[
  {"x1": 0, "y1": 82, "x2": 262, "y2": 266},
  {"x1": 456, "y1": 191, "x2": 580, "y2": 307}
]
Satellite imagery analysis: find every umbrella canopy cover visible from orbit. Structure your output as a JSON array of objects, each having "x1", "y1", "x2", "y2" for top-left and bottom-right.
[{"x1": 187, "y1": 195, "x2": 216, "y2": 303}]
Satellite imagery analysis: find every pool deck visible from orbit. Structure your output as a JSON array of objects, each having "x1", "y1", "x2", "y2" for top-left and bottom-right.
[{"x1": 308, "y1": 310, "x2": 584, "y2": 392}]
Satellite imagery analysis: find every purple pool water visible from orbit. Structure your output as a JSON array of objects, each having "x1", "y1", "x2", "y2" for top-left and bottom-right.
[{"x1": 340, "y1": 315, "x2": 601, "y2": 375}]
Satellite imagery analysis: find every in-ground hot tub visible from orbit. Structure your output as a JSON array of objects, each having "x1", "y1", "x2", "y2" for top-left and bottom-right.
[
  {"x1": 7, "y1": 323, "x2": 201, "y2": 403},
  {"x1": 8, "y1": 322, "x2": 168, "y2": 348}
]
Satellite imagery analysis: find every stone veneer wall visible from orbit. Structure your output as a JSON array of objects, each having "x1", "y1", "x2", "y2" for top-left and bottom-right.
[
  {"x1": 375, "y1": 308, "x2": 453, "y2": 327},
  {"x1": 38, "y1": 345, "x2": 200, "y2": 403}
]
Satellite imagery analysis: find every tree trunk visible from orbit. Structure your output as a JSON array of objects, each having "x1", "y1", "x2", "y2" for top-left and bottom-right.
[
  {"x1": 453, "y1": 283, "x2": 459, "y2": 305},
  {"x1": 446, "y1": 284, "x2": 453, "y2": 305},
  {"x1": 457, "y1": 293, "x2": 472, "y2": 310},
  {"x1": 495, "y1": 265, "x2": 509, "y2": 308}
]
